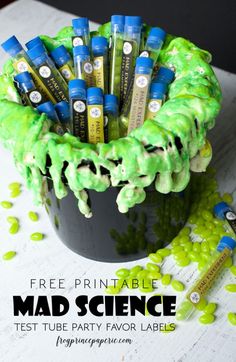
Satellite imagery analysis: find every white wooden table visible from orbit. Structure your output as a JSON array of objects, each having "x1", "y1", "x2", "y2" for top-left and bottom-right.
[{"x1": 0, "y1": 1, "x2": 236, "y2": 361}]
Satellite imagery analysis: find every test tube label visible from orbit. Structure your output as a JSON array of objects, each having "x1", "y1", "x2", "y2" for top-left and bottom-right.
[
  {"x1": 145, "y1": 99, "x2": 162, "y2": 120},
  {"x1": 93, "y1": 56, "x2": 105, "y2": 91},
  {"x1": 224, "y1": 211, "x2": 236, "y2": 234},
  {"x1": 82, "y1": 61, "x2": 94, "y2": 87},
  {"x1": 87, "y1": 104, "x2": 104, "y2": 144},
  {"x1": 128, "y1": 73, "x2": 151, "y2": 133},
  {"x1": 186, "y1": 247, "x2": 231, "y2": 307},
  {"x1": 38, "y1": 63, "x2": 69, "y2": 102},
  {"x1": 59, "y1": 64, "x2": 75, "y2": 82},
  {"x1": 28, "y1": 90, "x2": 47, "y2": 108},
  {"x1": 140, "y1": 50, "x2": 151, "y2": 58},
  {"x1": 72, "y1": 36, "x2": 84, "y2": 47},
  {"x1": 71, "y1": 99, "x2": 88, "y2": 142},
  {"x1": 120, "y1": 40, "x2": 135, "y2": 104},
  {"x1": 13, "y1": 57, "x2": 56, "y2": 103}
]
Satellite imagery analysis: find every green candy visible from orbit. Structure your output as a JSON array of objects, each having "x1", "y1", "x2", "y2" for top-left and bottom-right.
[
  {"x1": 0, "y1": 201, "x2": 13, "y2": 209},
  {"x1": 149, "y1": 253, "x2": 163, "y2": 264},
  {"x1": 10, "y1": 188, "x2": 21, "y2": 198},
  {"x1": 196, "y1": 298, "x2": 207, "y2": 311},
  {"x1": 30, "y1": 232, "x2": 44, "y2": 241},
  {"x1": 224, "y1": 257, "x2": 233, "y2": 268},
  {"x1": 129, "y1": 265, "x2": 142, "y2": 276},
  {"x1": 171, "y1": 280, "x2": 185, "y2": 292},
  {"x1": 161, "y1": 323, "x2": 176, "y2": 333},
  {"x1": 147, "y1": 271, "x2": 162, "y2": 280},
  {"x1": 176, "y1": 257, "x2": 190, "y2": 267},
  {"x1": 9, "y1": 222, "x2": 19, "y2": 234},
  {"x1": 7, "y1": 216, "x2": 19, "y2": 224},
  {"x1": 171, "y1": 245, "x2": 183, "y2": 254},
  {"x1": 146, "y1": 263, "x2": 160, "y2": 272},
  {"x1": 8, "y1": 182, "x2": 21, "y2": 190},
  {"x1": 225, "y1": 284, "x2": 236, "y2": 293},
  {"x1": 157, "y1": 248, "x2": 171, "y2": 257},
  {"x1": 105, "y1": 286, "x2": 120, "y2": 295},
  {"x1": 228, "y1": 312, "x2": 236, "y2": 326},
  {"x1": 230, "y1": 265, "x2": 236, "y2": 276},
  {"x1": 161, "y1": 274, "x2": 172, "y2": 286},
  {"x1": 199, "y1": 313, "x2": 215, "y2": 324},
  {"x1": 115, "y1": 268, "x2": 130, "y2": 278},
  {"x1": 3, "y1": 251, "x2": 16, "y2": 260},
  {"x1": 204, "y1": 303, "x2": 217, "y2": 314},
  {"x1": 28, "y1": 211, "x2": 39, "y2": 222}
]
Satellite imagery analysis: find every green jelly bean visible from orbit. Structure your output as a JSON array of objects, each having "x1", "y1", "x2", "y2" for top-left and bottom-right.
[
  {"x1": 222, "y1": 193, "x2": 233, "y2": 204},
  {"x1": 179, "y1": 226, "x2": 191, "y2": 235},
  {"x1": 230, "y1": 265, "x2": 236, "y2": 276},
  {"x1": 201, "y1": 241, "x2": 210, "y2": 253},
  {"x1": 147, "y1": 271, "x2": 162, "y2": 280},
  {"x1": 224, "y1": 257, "x2": 233, "y2": 268},
  {"x1": 0, "y1": 201, "x2": 13, "y2": 209},
  {"x1": 199, "y1": 313, "x2": 215, "y2": 324},
  {"x1": 161, "y1": 274, "x2": 172, "y2": 286},
  {"x1": 171, "y1": 236, "x2": 181, "y2": 246},
  {"x1": 228, "y1": 312, "x2": 236, "y2": 326},
  {"x1": 179, "y1": 235, "x2": 190, "y2": 245},
  {"x1": 196, "y1": 298, "x2": 207, "y2": 311},
  {"x1": 174, "y1": 251, "x2": 188, "y2": 260},
  {"x1": 10, "y1": 189, "x2": 21, "y2": 198},
  {"x1": 204, "y1": 303, "x2": 217, "y2": 314},
  {"x1": 161, "y1": 323, "x2": 176, "y2": 333},
  {"x1": 9, "y1": 222, "x2": 19, "y2": 234},
  {"x1": 105, "y1": 286, "x2": 120, "y2": 295},
  {"x1": 2, "y1": 251, "x2": 16, "y2": 260},
  {"x1": 198, "y1": 260, "x2": 207, "y2": 271},
  {"x1": 137, "y1": 270, "x2": 149, "y2": 279},
  {"x1": 30, "y1": 232, "x2": 44, "y2": 241},
  {"x1": 117, "y1": 278, "x2": 125, "y2": 289},
  {"x1": 184, "y1": 242, "x2": 192, "y2": 252},
  {"x1": 139, "y1": 279, "x2": 154, "y2": 293},
  {"x1": 193, "y1": 242, "x2": 201, "y2": 253},
  {"x1": 202, "y1": 210, "x2": 213, "y2": 221},
  {"x1": 129, "y1": 265, "x2": 142, "y2": 276},
  {"x1": 201, "y1": 252, "x2": 211, "y2": 262},
  {"x1": 176, "y1": 257, "x2": 190, "y2": 267},
  {"x1": 28, "y1": 211, "x2": 39, "y2": 222},
  {"x1": 115, "y1": 268, "x2": 130, "y2": 278},
  {"x1": 171, "y1": 280, "x2": 185, "y2": 292},
  {"x1": 225, "y1": 284, "x2": 236, "y2": 293},
  {"x1": 171, "y1": 246, "x2": 184, "y2": 254},
  {"x1": 8, "y1": 182, "x2": 21, "y2": 190},
  {"x1": 157, "y1": 248, "x2": 171, "y2": 257},
  {"x1": 7, "y1": 216, "x2": 19, "y2": 224},
  {"x1": 189, "y1": 251, "x2": 201, "y2": 262},
  {"x1": 146, "y1": 263, "x2": 160, "y2": 272},
  {"x1": 149, "y1": 253, "x2": 163, "y2": 264}
]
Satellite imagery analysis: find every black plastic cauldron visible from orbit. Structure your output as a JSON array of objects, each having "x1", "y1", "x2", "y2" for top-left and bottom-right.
[{"x1": 45, "y1": 177, "x2": 191, "y2": 262}]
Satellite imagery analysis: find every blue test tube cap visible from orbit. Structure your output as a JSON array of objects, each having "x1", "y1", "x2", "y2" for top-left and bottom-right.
[
  {"x1": 217, "y1": 236, "x2": 236, "y2": 252},
  {"x1": 125, "y1": 16, "x2": 142, "y2": 27},
  {"x1": 87, "y1": 87, "x2": 103, "y2": 105},
  {"x1": 104, "y1": 94, "x2": 118, "y2": 114},
  {"x1": 91, "y1": 36, "x2": 108, "y2": 56},
  {"x1": 37, "y1": 101, "x2": 58, "y2": 122},
  {"x1": 1, "y1": 35, "x2": 23, "y2": 57},
  {"x1": 147, "y1": 27, "x2": 166, "y2": 47},
  {"x1": 73, "y1": 45, "x2": 90, "y2": 58},
  {"x1": 27, "y1": 43, "x2": 46, "y2": 61},
  {"x1": 55, "y1": 101, "x2": 70, "y2": 122},
  {"x1": 68, "y1": 79, "x2": 87, "y2": 99},
  {"x1": 150, "y1": 82, "x2": 167, "y2": 99},
  {"x1": 111, "y1": 15, "x2": 125, "y2": 32},
  {"x1": 214, "y1": 201, "x2": 231, "y2": 220},
  {"x1": 14, "y1": 71, "x2": 32, "y2": 84},
  {"x1": 155, "y1": 67, "x2": 175, "y2": 84},
  {"x1": 135, "y1": 56, "x2": 154, "y2": 74},
  {"x1": 50, "y1": 45, "x2": 70, "y2": 67},
  {"x1": 25, "y1": 36, "x2": 44, "y2": 50},
  {"x1": 72, "y1": 17, "x2": 89, "y2": 32}
]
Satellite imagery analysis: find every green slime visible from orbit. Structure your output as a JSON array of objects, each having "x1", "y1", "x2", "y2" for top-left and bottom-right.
[{"x1": 0, "y1": 23, "x2": 222, "y2": 217}]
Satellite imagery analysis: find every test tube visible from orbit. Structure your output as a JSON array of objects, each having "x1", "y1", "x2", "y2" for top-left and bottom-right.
[
  {"x1": 109, "y1": 15, "x2": 125, "y2": 105},
  {"x1": 92, "y1": 36, "x2": 109, "y2": 93},
  {"x1": 176, "y1": 236, "x2": 236, "y2": 321},
  {"x1": 140, "y1": 27, "x2": 166, "y2": 63},
  {"x1": 69, "y1": 79, "x2": 88, "y2": 141},
  {"x1": 145, "y1": 82, "x2": 167, "y2": 120},
  {"x1": 55, "y1": 101, "x2": 71, "y2": 133},
  {"x1": 25, "y1": 36, "x2": 46, "y2": 50},
  {"x1": 27, "y1": 44, "x2": 69, "y2": 103},
  {"x1": 104, "y1": 94, "x2": 119, "y2": 142},
  {"x1": 37, "y1": 101, "x2": 65, "y2": 135},
  {"x1": 73, "y1": 45, "x2": 94, "y2": 87},
  {"x1": 128, "y1": 56, "x2": 154, "y2": 134},
  {"x1": 1, "y1": 35, "x2": 52, "y2": 102},
  {"x1": 14, "y1": 71, "x2": 48, "y2": 107},
  {"x1": 153, "y1": 66, "x2": 175, "y2": 84},
  {"x1": 72, "y1": 18, "x2": 90, "y2": 47},
  {"x1": 87, "y1": 87, "x2": 104, "y2": 144},
  {"x1": 50, "y1": 45, "x2": 75, "y2": 82},
  {"x1": 120, "y1": 16, "x2": 142, "y2": 106},
  {"x1": 214, "y1": 202, "x2": 236, "y2": 235}
]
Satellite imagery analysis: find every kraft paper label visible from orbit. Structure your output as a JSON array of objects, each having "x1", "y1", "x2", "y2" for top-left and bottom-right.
[
  {"x1": 128, "y1": 73, "x2": 151, "y2": 134},
  {"x1": 87, "y1": 104, "x2": 104, "y2": 144}
]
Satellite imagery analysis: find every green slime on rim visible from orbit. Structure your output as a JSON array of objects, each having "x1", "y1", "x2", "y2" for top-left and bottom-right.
[{"x1": 0, "y1": 23, "x2": 222, "y2": 217}]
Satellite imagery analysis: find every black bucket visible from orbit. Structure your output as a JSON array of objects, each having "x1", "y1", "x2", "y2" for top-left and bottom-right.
[{"x1": 45, "y1": 178, "x2": 191, "y2": 262}]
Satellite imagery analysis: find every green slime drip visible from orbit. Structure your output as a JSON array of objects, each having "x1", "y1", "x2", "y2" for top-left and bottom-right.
[{"x1": 0, "y1": 23, "x2": 222, "y2": 217}]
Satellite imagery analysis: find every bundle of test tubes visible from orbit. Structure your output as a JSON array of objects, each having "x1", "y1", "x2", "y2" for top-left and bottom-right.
[{"x1": 1, "y1": 15, "x2": 175, "y2": 144}]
